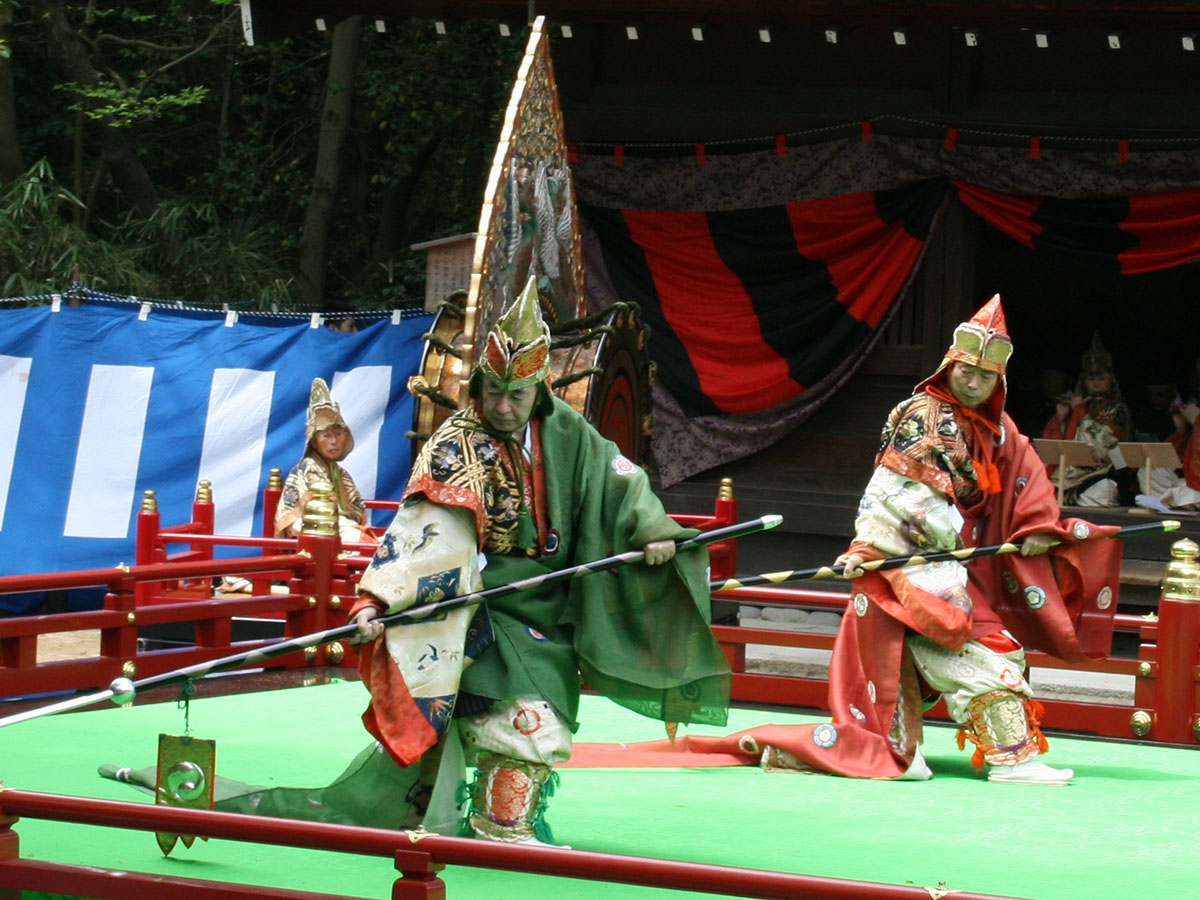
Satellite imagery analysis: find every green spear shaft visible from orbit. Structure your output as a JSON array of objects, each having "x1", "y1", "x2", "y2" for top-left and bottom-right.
[
  {"x1": 0, "y1": 514, "x2": 782, "y2": 729},
  {"x1": 709, "y1": 519, "x2": 1181, "y2": 591}
]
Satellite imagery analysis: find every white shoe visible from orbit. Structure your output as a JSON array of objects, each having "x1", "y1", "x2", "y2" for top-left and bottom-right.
[
  {"x1": 987, "y1": 758, "x2": 1074, "y2": 785},
  {"x1": 899, "y1": 747, "x2": 932, "y2": 781}
]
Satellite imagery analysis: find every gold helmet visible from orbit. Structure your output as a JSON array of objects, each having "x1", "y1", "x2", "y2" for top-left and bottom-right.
[
  {"x1": 305, "y1": 377, "x2": 354, "y2": 456},
  {"x1": 944, "y1": 294, "x2": 1013, "y2": 375},
  {"x1": 477, "y1": 275, "x2": 552, "y2": 391},
  {"x1": 1080, "y1": 331, "x2": 1114, "y2": 379}
]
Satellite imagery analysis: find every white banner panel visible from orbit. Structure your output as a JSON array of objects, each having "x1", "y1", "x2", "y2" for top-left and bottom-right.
[
  {"x1": 333, "y1": 365, "x2": 393, "y2": 504},
  {"x1": 198, "y1": 368, "x2": 276, "y2": 536},
  {"x1": 0, "y1": 355, "x2": 33, "y2": 530},
  {"x1": 63, "y1": 364, "x2": 155, "y2": 538}
]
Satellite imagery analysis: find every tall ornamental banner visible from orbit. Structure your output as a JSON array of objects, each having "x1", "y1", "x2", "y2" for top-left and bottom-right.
[{"x1": 0, "y1": 301, "x2": 432, "y2": 598}]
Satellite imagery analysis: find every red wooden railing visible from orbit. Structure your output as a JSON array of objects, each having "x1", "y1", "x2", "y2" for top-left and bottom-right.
[
  {"x1": 1, "y1": 478, "x2": 1196, "y2": 743},
  {"x1": 0, "y1": 790, "x2": 1028, "y2": 900},
  {"x1": 0, "y1": 477, "x2": 739, "y2": 702},
  {"x1": 1, "y1": 476, "x2": 1197, "y2": 899}
]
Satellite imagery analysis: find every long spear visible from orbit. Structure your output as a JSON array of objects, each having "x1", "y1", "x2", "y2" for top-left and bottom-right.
[
  {"x1": 0, "y1": 515, "x2": 782, "y2": 729},
  {"x1": 709, "y1": 519, "x2": 1181, "y2": 591}
]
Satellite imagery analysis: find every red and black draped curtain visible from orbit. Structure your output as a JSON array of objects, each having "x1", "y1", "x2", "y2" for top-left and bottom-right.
[
  {"x1": 582, "y1": 178, "x2": 948, "y2": 417},
  {"x1": 954, "y1": 180, "x2": 1200, "y2": 275}
]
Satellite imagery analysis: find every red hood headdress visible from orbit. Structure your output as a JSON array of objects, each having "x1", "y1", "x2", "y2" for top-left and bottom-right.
[{"x1": 915, "y1": 294, "x2": 1013, "y2": 495}]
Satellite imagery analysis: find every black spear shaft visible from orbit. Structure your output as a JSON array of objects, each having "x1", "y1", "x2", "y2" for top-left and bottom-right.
[
  {"x1": 709, "y1": 519, "x2": 1181, "y2": 591},
  {"x1": 0, "y1": 514, "x2": 782, "y2": 728}
]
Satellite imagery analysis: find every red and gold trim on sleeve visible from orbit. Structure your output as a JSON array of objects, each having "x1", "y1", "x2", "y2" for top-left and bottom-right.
[{"x1": 403, "y1": 474, "x2": 488, "y2": 548}]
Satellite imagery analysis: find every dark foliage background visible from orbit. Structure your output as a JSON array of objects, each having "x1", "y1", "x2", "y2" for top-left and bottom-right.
[{"x1": 0, "y1": 1, "x2": 522, "y2": 311}]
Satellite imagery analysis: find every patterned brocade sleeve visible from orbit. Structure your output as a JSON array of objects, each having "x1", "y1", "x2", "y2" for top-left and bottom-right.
[{"x1": 854, "y1": 466, "x2": 962, "y2": 558}]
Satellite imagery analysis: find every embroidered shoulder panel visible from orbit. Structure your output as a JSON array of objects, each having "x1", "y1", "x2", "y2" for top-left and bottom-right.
[
  {"x1": 404, "y1": 410, "x2": 529, "y2": 555},
  {"x1": 876, "y1": 393, "x2": 982, "y2": 505}
]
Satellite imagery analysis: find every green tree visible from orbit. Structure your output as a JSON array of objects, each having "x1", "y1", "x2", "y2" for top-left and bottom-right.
[{"x1": 5, "y1": 3, "x2": 522, "y2": 309}]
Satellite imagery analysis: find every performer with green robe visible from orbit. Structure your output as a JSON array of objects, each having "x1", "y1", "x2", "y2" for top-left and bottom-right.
[{"x1": 349, "y1": 277, "x2": 730, "y2": 845}]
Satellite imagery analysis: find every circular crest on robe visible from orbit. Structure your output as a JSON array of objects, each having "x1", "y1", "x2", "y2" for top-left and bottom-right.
[
  {"x1": 611, "y1": 455, "x2": 638, "y2": 476},
  {"x1": 955, "y1": 661, "x2": 976, "y2": 679},
  {"x1": 1073, "y1": 521, "x2": 1091, "y2": 541},
  {"x1": 812, "y1": 724, "x2": 838, "y2": 748},
  {"x1": 853, "y1": 592, "x2": 870, "y2": 617},
  {"x1": 1014, "y1": 475, "x2": 1027, "y2": 495},
  {"x1": 848, "y1": 704, "x2": 867, "y2": 721},
  {"x1": 1002, "y1": 571, "x2": 1019, "y2": 594},
  {"x1": 1096, "y1": 585, "x2": 1114, "y2": 610},
  {"x1": 867, "y1": 680, "x2": 877, "y2": 702},
  {"x1": 512, "y1": 707, "x2": 543, "y2": 735},
  {"x1": 1024, "y1": 585, "x2": 1047, "y2": 610},
  {"x1": 526, "y1": 626, "x2": 548, "y2": 642},
  {"x1": 1000, "y1": 667, "x2": 1023, "y2": 689}
]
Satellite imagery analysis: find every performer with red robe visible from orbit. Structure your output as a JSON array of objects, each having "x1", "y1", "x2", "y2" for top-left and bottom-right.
[{"x1": 743, "y1": 296, "x2": 1122, "y2": 784}]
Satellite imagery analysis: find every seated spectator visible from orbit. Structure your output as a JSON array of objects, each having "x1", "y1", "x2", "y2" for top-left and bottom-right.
[
  {"x1": 1041, "y1": 333, "x2": 1134, "y2": 507},
  {"x1": 1137, "y1": 365, "x2": 1200, "y2": 511},
  {"x1": 275, "y1": 377, "x2": 370, "y2": 543}
]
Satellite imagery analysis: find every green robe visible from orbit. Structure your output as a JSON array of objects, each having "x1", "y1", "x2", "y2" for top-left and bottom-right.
[{"x1": 453, "y1": 398, "x2": 730, "y2": 730}]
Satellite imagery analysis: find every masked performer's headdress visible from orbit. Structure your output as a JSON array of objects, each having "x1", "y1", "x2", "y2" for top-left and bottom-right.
[
  {"x1": 468, "y1": 277, "x2": 555, "y2": 422},
  {"x1": 477, "y1": 275, "x2": 552, "y2": 390},
  {"x1": 306, "y1": 377, "x2": 354, "y2": 457},
  {"x1": 910, "y1": 294, "x2": 1013, "y2": 496},
  {"x1": 943, "y1": 293, "x2": 1013, "y2": 375}
]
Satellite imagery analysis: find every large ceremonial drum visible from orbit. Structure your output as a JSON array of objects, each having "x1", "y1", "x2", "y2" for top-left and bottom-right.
[{"x1": 408, "y1": 300, "x2": 652, "y2": 465}]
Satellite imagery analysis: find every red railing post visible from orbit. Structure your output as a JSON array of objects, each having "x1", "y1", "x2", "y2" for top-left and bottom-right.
[
  {"x1": 1145, "y1": 538, "x2": 1200, "y2": 744},
  {"x1": 707, "y1": 477, "x2": 738, "y2": 580},
  {"x1": 0, "y1": 810, "x2": 18, "y2": 900},
  {"x1": 262, "y1": 468, "x2": 283, "y2": 537},
  {"x1": 292, "y1": 482, "x2": 343, "y2": 668},
  {"x1": 100, "y1": 575, "x2": 139, "y2": 679},
  {"x1": 135, "y1": 489, "x2": 161, "y2": 607},
  {"x1": 707, "y1": 478, "x2": 744, "y2": 674},
  {"x1": 254, "y1": 468, "x2": 285, "y2": 597},
  {"x1": 392, "y1": 848, "x2": 446, "y2": 900},
  {"x1": 192, "y1": 480, "x2": 215, "y2": 563}
]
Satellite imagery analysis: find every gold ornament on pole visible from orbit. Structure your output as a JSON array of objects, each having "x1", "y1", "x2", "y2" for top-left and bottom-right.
[
  {"x1": 301, "y1": 481, "x2": 339, "y2": 536},
  {"x1": 1162, "y1": 538, "x2": 1200, "y2": 602}
]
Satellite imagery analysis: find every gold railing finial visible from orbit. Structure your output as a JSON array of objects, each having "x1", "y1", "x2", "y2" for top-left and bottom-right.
[
  {"x1": 195, "y1": 480, "x2": 213, "y2": 503},
  {"x1": 301, "y1": 481, "x2": 339, "y2": 536},
  {"x1": 141, "y1": 489, "x2": 158, "y2": 513},
  {"x1": 718, "y1": 477, "x2": 735, "y2": 500},
  {"x1": 267, "y1": 467, "x2": 283, "y2": 490},
  {"x1": 1162, "y1": 538, "x2": 1200, "y2": 602}
]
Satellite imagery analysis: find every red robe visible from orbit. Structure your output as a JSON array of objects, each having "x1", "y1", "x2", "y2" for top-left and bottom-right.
[{"x1": 567, "y1": 379, "x2": 1124, "y2": 777}]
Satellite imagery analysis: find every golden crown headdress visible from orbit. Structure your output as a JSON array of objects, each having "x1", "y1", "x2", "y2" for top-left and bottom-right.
[
  {"x1": 305, "y1": 377, "x2": 354, "y2": 455},
  {"x1": 478, "y1": 276, "x2": 552, "y2": 390},
  {"x1": 944, "y1": 294, "x2": 1013, "y2": 375}
]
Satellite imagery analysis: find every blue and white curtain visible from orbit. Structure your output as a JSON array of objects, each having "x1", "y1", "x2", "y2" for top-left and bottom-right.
[{"x1": 0, "y1": 301, "x2": 432, "y2": 606}]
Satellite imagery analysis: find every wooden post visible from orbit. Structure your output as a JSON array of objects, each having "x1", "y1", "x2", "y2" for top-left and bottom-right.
[
  {"x1": 392, "y1": 848, "x2": 446, "y2": 900},
  {"x1": 135, "y1": 490, "x2": 159, "y2": 607},
  {"x1": 1056, "y1": 452, "x2": 1067, "y2": 507},
  {"x1": 1147, "y1": 539, "x2": 1200, "y2": 743},
  {"x1": 293, "y1": 482, "x2": 342, "y2": 667},
  {"x1": 0, "y1": 809, "x2": 19, "y2": 900}
]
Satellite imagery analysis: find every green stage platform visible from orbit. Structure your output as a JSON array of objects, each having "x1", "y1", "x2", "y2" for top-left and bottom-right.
[{"x1": 2, "y1": 679, "x2": 1198, "y2": 900}]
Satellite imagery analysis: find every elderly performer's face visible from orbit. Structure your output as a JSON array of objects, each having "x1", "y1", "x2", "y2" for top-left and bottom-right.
[
  {"x1": 314, "y1": 424, "x2": 349, "y2": 461},
  {"x1": 948, "y1": 362, "x2": 999, "y2": 410},
  {"x1": 480, "y1": 376, "x2": 539, "y2": 434}
]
